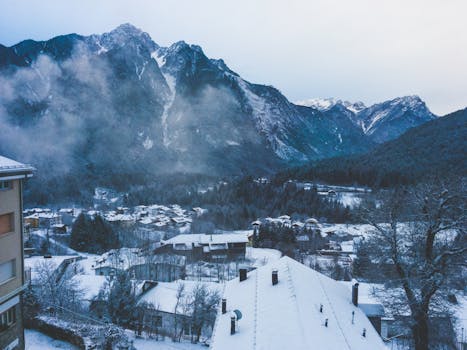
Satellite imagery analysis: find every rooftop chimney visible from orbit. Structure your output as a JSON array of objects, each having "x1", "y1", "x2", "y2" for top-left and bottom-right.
[
  {"x1": 231, "y1": 316, "x2": 236, "y2": 335},
  {"x1": 222, "y1": 299, "x2": 227, "y2": 314},
  {"x1": 272, "y1": 269, "x2": 278, "y2": 285},
  {"x1": 352, "y1": 282, "x2": 359, "y2": 307},
  {"x1": 239, "y1": 268, "x2": 247, "y2": 282}
]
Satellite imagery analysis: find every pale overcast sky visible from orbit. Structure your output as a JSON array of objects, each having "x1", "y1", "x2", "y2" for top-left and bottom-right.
[{"x1": 1, "y1": 0, "x2": 466, "y2": 115}]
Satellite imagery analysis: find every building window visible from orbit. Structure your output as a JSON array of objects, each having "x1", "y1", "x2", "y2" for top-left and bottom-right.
[
  {"x1": 0, "y1": 260, "x2": 16, "y2": 284},
  {"x1": 152, "y1": 315, "x2": 162, "y2": 328},
  {"x1": 0, "y1": 306, "x2": 16, "y2": 332},
  {"x1": 0, "y1": 181, "x2": 12, "y2": 191},
  {"x1": 0, "y1": 213, "x2": 14, "y2": 236}
]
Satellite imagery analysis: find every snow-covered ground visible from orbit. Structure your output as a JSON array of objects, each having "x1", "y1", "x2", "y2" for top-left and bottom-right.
[
  {"x1": 336, "y1": 192, "x2": 362, "y2": 208},
  {"x1": 320, "y1": 223, "x2": 376, "y2": 238},
  {"x1": 24, "y1": 329, "x2": 206, "y2": 350},
  {"x1": 245, "y1": 247, "x2": 281, "y2": 267},
  {"x1": 132, "y1": 337, "x2": 206, "y2": 350},
  {"x1": 25, "y1": 329, "x2": 78, "y2": 350}
]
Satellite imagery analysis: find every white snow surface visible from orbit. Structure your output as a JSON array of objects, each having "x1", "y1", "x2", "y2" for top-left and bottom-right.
[
  {"x1": 320, "y1": 223, "x2": 377, "y2": 238},
  {"x1": 25, "y1": 329, "x2": 78, "y2": 350},
  {"x1": 337, "y1": 192, "x2": 363, "y2": 208},
  {"x1": 163, "y1": 233, "x2": 250, "y2": 246},
  {"x1": 138, "y1": 279, "x2": 223, "y2": 314},
  {"x1": 245, "y1": 247, "x2": 281, "y2": 267},
  {"x1": 152, "y1": 50, "x2": 177, "y2": 147},
  {"x1": 132, "y1": 336, "x2": 205, "y2": 350},
  {"x1": 0, "y1": 155, "x2": 33, "y2": 173},
  {"x1": 210, "y1": 256, "x2": 387, "y2": 350},
  {"x1": 24, "y1": 255, "x2": 80, "y2": 282},
  {"x1": 71, "y1": 274, "x2": 107, "y2": 301},
  {"x1": 296, "y1": 98, "x2": 366, "y2": 114}
]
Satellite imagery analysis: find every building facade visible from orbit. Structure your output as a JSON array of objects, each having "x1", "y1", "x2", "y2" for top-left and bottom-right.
[{"x1": 0, "y1": 156, "x2": 33, "y2": 350}]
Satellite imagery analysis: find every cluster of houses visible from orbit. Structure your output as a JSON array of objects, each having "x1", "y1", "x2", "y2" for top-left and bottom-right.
[
  {"x1": 102, "y1": 204, "x2": 203, "y2": 230},
  {"x1": 25, "y1": 249, "x2": 415, "y2": 349},
  {"x1": 22, "y1": 204, "x2": 206, "y2": 240},
  {"x1": 252, "y1": 216, "x2": 359, "y2": 255}
]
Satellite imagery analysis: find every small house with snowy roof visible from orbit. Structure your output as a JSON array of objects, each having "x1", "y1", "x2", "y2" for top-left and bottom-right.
[{"x1": 210, "y1": 256, "x2": 388, "y2": 350}]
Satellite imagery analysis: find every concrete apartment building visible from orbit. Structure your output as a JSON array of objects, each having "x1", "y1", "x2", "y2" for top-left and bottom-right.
[{"x1": 0, "y1": 156, "x2": 33, "y2": 350}]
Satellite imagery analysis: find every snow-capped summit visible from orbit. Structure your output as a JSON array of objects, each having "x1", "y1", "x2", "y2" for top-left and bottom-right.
[
  {"x1": 296, "y1": 98, "x2": 367, "y2": 114},
  {"x1": 297, "y1": 95, "x2": 436, "y2": 143},
  {"x1": 88, "y1": 23, "x2": 158, "y2": 54},
  {"x1": 357, "y1": 95, "x2": 436, "y2": 143}
]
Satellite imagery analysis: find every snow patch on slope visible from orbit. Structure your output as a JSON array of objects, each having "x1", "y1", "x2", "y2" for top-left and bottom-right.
[{"x1": 152, "y1": 50, "x2": 177, "y2": 147}]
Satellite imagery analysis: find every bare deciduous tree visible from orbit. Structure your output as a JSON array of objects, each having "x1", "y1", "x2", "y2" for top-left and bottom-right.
[
  {"x1": 359, "y1": 179, "x2": 466, "y2": 350},
  {"x1": 34, "y1": 260, "x2": 84, "y2": 313}
]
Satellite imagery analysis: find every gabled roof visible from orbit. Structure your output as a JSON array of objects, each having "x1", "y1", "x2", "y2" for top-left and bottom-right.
[
  {"x1": 210, "y1": 256, "x2": 387, "y2": 350},
  {"x1": 163, "y1": 233, "x2": 250, "y2": 246},
  {"x1": 0, "y1": 155, "x2": 34, "y2": 177}
]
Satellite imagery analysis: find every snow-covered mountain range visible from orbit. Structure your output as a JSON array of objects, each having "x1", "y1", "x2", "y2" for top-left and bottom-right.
[
  {"x1": 0, "y1": 23, "x2": 439, "y2": 194},
  {"x1": 297, "y1": 96, "x2": 437, "y2": 143}
]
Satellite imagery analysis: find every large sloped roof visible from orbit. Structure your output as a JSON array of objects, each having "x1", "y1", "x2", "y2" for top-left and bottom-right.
[{"x1": 210, "y1": 256, "x2": 388, "y2": 350}]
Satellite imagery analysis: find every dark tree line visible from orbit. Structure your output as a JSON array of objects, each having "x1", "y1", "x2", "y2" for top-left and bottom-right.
[
  {"x1": 123, "y1": 175, "x2": 352, "y2": 230},
  {"x1": 275, "y1": 108, "x2": 467, "y2": 189},
  {"x1": 70, "y1": 213, "x2": 120, "y2": 254}
]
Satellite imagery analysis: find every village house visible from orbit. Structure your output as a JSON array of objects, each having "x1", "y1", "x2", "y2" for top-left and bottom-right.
[
  {"x1": 210, "y1": 256, "x2": 388, "y2": 350},
  {"x1": 93, "y1": 248, "x2": 186, "y2": 282},
  {"x1": 157, "y1": 233, "x2": 251, "y2": 262},
  {"x1": 137, "y1": 280, "x2": 222, "y2": 339}
]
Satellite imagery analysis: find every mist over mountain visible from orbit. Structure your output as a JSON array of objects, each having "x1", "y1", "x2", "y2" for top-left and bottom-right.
[{"x1": 0, "y1": 24, "x2": 443, "y2": 201}]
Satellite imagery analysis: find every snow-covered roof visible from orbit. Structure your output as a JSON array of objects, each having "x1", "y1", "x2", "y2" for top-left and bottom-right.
[
  {"x1": 138, "y1": 280, "x2": 223, "y2": 315},
  {"x1": 163, "y1": 233, "x2": 250, "y2": 246},
  {"x1": 0, "y1": 155, "x2": 34, "y2": 175},
  {"x1": 210, "y1": 256, "x2": 387, "y2": 350},
  {"x1": 94, "y1": 248, "x2": 185, "y2": 271}
]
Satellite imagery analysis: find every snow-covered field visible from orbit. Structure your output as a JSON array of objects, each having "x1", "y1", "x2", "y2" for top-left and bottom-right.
[
  {"x1": 132, "y1": 336, "x2": 206, "y2": 350},
  {"x1": 25, "y1": 329, "x2": 207, "y2": 350},
  {"x1": 25, "y1": 329, "x2": 78, "y2": 350}
]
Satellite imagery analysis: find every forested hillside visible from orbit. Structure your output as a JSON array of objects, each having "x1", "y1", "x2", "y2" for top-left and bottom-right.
[{"x1": 278, "y1": 108, "x2": 467, "y2": 187}]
